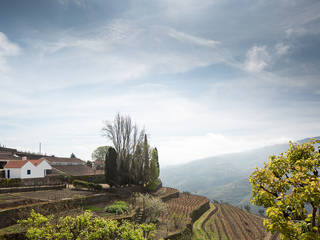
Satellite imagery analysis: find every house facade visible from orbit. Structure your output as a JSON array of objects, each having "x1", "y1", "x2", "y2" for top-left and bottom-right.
[{"x1": 4, "y1": 159, "x2": 52, "y2": 179}]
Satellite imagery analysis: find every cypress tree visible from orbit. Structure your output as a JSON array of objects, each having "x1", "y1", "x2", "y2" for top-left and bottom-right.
[
  {"x1": 150, "y1": 148, "x2": 159, "y2": 184},
  {"x1": 105, "y1": 147, "x2": 118, "y2": 186},
  {"x1": 142, "y1": 134, "x2": 150, "y2": 185}
]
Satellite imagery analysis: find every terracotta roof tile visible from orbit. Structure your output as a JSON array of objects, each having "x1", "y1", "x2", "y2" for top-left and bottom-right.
[
  {"x1": 29, "y1": 159, "x2": 44, "y2": 166},
  {"x1": 4, "y1": 160, "x2": 28, "y2": 168},
  {"x1": 4, "y1": 159, "x2": 46, "y2": 168}
]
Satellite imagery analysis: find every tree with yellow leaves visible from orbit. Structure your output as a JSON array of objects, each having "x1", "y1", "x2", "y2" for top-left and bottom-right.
[{"x1": 249, "y1": 139, "x2": 320, "y2": 240}]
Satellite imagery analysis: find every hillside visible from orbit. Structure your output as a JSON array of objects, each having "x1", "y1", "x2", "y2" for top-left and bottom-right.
[
  {"x1": 161, "y1": 142, "x2": 290, "y2": 208},
  {"x1": 193, "y1": 203, "x2": 281, "y2": 240},
  {"x1": 161, "y1": 137, "x2": 319, "y2": 211}
]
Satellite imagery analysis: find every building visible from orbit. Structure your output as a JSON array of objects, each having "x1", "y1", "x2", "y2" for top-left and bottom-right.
[
  {"x1": 40, "y1": 156, "x2": 95, "y2": 176},
  {"x1": 3, "y1": 159, "x2": 52, "y2": 179}
]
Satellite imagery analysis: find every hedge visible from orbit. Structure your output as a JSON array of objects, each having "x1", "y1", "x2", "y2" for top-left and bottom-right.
[{"x1": 0, "y1": 178, "x2": 21, "y2": 188}]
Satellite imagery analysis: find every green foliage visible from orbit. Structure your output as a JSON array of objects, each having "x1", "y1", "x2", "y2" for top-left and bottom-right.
[
  {"x1": 249, "y1": 139, "x2": 320, "y2": 240},
  {"x1": 149, "y1": 148, "x2": 159, "y2": 183},
  {"x1": 102, "y1": 114, "x2": 162, "y2": 188},
  {"x1": 72, "y1": 180, "x2": 102, "y2": 191},
  {"x1": 105, "y1": 201, "x2": 129, "y2": 215},
  {"x1": 105, "y1": 147, "x2": 117, "y2": 186},
  {"x1": 170, "y1": 213, "x2": 184, "y2": 229},
  {"x1": 135, "y1": 193, "x2": 167, "y2": 223},
  {"x1": 143, "y1": 134, "x2": 150, "y2": 185},
  {"x1": 0, "y1": 178, "x2": 21, "y2": 187},
  {"x1": 146, "y1": 178, "x2": 162, "y2": 192},
  {"x1": 92, "y1": 146, "x2": 110, "y2": 162},
  {"x1": 18, "y1": 210, "x2": 156, "y2": 240}
]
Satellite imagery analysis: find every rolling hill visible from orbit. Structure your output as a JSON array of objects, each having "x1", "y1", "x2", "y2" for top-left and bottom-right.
[{"x1": 161, "y1": 137, "x2": 319, "y2": 211}]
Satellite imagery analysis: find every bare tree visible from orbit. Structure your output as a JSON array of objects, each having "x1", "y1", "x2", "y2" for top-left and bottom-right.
[{"x1": 102, "y1": 113, "x2": 145, "y2": 183}]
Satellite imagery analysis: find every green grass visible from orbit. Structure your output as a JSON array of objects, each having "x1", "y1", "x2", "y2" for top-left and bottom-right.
[
  {"x1": 83, "y1": 205, "x2": 104, "y2": 212},
  {"x1": 192, "y1": 202, "x2": 215, "y2": 240},
  {"x1": 0, "y1": 224, "x2": 23, "y2": 235}
]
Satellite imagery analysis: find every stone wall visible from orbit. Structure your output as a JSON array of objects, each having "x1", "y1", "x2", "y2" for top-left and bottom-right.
[
  {"x1": 0, "y1": 193, "x2": 112, "y2": 228},
  {"x1": 20, "y1": 175, "x2": 64, "y2": 186},
  {"x1": 0, "y1": 184, "x2": 65, "y2": 194}
]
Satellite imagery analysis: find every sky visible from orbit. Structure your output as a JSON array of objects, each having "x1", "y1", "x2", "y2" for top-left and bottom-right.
[{"x1": 0, "y1": 0, "x2": 320, "y2": 166}]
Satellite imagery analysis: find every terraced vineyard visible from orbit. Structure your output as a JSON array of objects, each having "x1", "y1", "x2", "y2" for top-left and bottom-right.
[
  {"x1": 192, "y1": 203, "x2": 281, "y2": 240},
  {"x1": 165, "y1": 193, "x2": 208, "y2": 222}
]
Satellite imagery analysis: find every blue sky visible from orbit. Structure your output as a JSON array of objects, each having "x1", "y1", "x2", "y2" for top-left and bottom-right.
[{"x1": 0, "y1": 0, "x2": 320, "y2": 166}]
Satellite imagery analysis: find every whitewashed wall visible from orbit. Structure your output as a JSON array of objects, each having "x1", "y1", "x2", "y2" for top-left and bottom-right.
[{"x1": 5, "y1": 168, "x2": 21, "y2": 178}]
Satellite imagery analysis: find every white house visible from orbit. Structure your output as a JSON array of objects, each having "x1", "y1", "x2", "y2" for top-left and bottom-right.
[{"x1": 4, "y1": 159, "x2": 52, "y2": 179}]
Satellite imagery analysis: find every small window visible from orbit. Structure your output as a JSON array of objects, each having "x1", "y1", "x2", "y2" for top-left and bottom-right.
[{"x1": 27, "y1": 169, "x2": 31, "y2": 175}]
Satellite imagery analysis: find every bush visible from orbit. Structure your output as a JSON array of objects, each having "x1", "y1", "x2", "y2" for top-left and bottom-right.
[
  {"x1": 105, "y1": 201, "x2": 129, "y2": 215},
  {"x1": 135, "y1": 193, "x2": 167, "y2": 223},
  {"x1": 0, "y1": 178, "x2": 21, "y2": 188},
  {"x1": 146, "y1": 178, "x2": 162, "y2": 192},
  {"x1": 18, "y1": 210, "x2": 156, "y2": 240},
  {"x1": 171, "y1": 213, "x2": 185, "y2": 229}
]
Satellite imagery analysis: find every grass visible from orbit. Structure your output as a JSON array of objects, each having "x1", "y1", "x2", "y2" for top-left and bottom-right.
[
  {"x1": 83, "y1": 205, "x2": 104, "y2": 212},
  {"x1": 0, "y1": 224, "x2": 23, "y2": 235},
  {"x1": 192, "y1": 202, "x2": 215, "y2": 240}
]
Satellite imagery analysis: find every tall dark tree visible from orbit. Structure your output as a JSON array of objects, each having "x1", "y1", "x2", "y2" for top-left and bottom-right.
[
  {"x1": 142, "y1": 134, "x2": 150, "y2": 185},
  {"x1": 102, "y1": 113, "x2": 144, "y2": 183},
  {"x1": 105, "y1": 147, "x2": 118, "y2": 186},
  {"x1": 150, "y1": 148, "x2": 159, "y2": 182},
  {"x1": 70, "y1": 153, "x2": 76, "y2": 158}
]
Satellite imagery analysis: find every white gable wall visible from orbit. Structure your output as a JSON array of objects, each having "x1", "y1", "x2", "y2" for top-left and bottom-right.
[
  {"x1": 20, "y1": 161, "x2": 40, "y2": 179},
  {"x1": 5, "y1": 168, "x2": 21, "y2": 178}
]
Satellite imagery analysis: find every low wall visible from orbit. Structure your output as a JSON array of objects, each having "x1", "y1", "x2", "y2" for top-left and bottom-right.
[
  {"x1": 0, "y1": 184, "x2": 65, "y2": 194},
  {"x1": 160, "y1": 189, "x2": 180, "y2": 202},
  {"x1": 21, "y1": 175, "x2": 65, "y2": 186},
  {"x1": 0, "y1": 193, "x2": 112, "y2": 228},
  {"x1": 190, "y1": 200, "x2": 210, "y2": 223},
  {"x1": 72, "y1": 174, "x2": 105, "y2": 183}
]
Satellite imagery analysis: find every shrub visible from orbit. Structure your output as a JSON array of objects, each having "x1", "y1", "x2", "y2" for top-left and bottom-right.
[
  {"x1": 146, "y1": 178, "x2": 162, "y2": 192},
  {"x1": 135, "y1": 193, "x2": 167, "y2": 223},
  {"x1": 105, "y1": 201, "x2": 129, "y2": 215},
  {"x1": 18, "y1": 210, "x2": 156, "y2": 239},
  {"x1": 0, "y1": 178, "x2": 21, "y2": 188},
  {"x1": 170, "y1": 213, "x2": 185, "y2": 229}
]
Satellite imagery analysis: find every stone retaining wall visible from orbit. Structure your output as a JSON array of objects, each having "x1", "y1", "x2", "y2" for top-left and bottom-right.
[
  {"x1": 0, "y1": 184, "x2": 65, "y2": 194},
  {"x1": 0, "y1": 193, "x2": 112, "y2": 228}
]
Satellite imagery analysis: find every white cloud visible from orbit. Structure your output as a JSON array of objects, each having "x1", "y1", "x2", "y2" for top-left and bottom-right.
[
  {"x1": 0, "y1": 32, "x2": 20, "y2": 72},
  {"x1": 244, "y1": 45, "x2": 271, "y2": 73},
  {"x1": 168, "y1": 29, "x2": 219, "y2": 48},
  {"x1": 275, "y1": 43, "x2": 290, "y2": 56}
]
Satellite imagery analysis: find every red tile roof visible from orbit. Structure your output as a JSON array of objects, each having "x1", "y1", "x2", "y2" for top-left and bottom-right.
[
  {"x1": 4, "y1": 159, "x2": 45, "y2": 168},
  {"x1": 29, "y1": 159, "x2": 44, "y2": 166},
  {"x1": 4, "y1": 160, "x2": 28, "y2": 168}
]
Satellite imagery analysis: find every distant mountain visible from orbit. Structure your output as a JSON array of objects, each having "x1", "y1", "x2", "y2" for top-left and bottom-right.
[{"x1": 161, "y1": 137, "x2": 319, "y2": 212}]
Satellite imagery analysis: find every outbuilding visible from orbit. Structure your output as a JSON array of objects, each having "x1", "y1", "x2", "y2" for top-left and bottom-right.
[{"x1": 4, "y1": 159, "x2": 52, "y2": 179}]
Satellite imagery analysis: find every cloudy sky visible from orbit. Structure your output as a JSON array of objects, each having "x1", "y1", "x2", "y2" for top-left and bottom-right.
[{"x1": 0, "y1": 0, "x2": 320, "y2": 166}]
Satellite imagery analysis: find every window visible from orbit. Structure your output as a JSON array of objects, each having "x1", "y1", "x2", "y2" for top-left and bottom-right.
[{"x1": 27, "y1": 169, "x2": 31, "y2": 175}]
